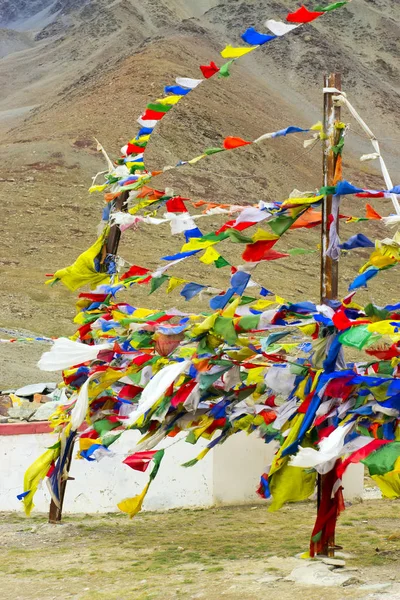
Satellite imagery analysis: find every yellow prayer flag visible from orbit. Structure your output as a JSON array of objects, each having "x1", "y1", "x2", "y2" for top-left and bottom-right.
[
  {"x1": 299, "y1": 323, "x2": 317, "y2": 336},
  {"x1": 251, "y1": 299, "x2": 275, "y2": 310},
  {"x1": 166, "y1": 277, "x2": 186, "y2": 293},
  {"x1": 118, "y1": 483, "x2": 150, "y2": 518},
  {"x1": 188, "y1": 154, "x2": 206, "y2": 165},
  {"x1": 222, "y1": 297, "x2": 241, "y2": 318},
  {"x1": 200, "y1": 246, "x2": 220, "y2": 265},
  {"x1": 49, "y1": 230, "x2": 110, "y2": 292},
  {"x1": 252, "y1": 229, "x2": 279, "y2": 242},
  {"x1": 79, "y1": 438, "x2": 101, "y2": 452},
  {"x1": 129, "y1": 135, "x2": 150, "y2": 144},
  {"x1": 89, "y1": 184, "x2": 108, "y2": 193},
  {"x1": 23, "y1": 447, "x2": 60, "y2": 516},
  {"x1": 246, "y1": 366, "x2": 265, "y2": 384},
  {"x1": 132, "y1": 308, "x2": 157, "y2": 318},
  {"x1": 192, "y1": 313, "x2": 218, "y2": 336},
  {"x1": 310, "y1": 121, "x2": 323, "y2": 131},
  {"x1": 181, "y1": 238, "x2": 218, "y2": 252},
  {"x1": 156, "y1": 95, "x2": 183, "y2": 105},
  {"x1": 372, "y1": 458, "x2": 400, "y2": 499},
  {"x1": 220, "y1": 45, "x2": 257, "y2": 58},
  {"x1": 281, "y1": 195, "x2": 323, "y2": 208},
  {"x1": 268, "y1": 462, "x2": 316, "y2": 511}
]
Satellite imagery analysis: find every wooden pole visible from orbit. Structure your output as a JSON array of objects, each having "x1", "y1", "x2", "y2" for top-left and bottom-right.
[
  {"x1": 320, "y1": 73, "x2": 341, "y2": 302},
  {"x1": 48, "y1": 191, "x2": 129, "y2": 523},
  {"x1": 317, "y1": 73, "x2": 342, "y2": 555}
]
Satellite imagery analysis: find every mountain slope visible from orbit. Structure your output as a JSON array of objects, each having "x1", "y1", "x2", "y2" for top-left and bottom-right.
[{"x1": 0, "y1": 0, "x2": 399, "y2": 387}]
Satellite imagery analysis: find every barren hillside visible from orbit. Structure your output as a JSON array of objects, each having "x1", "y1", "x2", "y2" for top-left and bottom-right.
[{"x1": 0, "y1": 0, "x2": 399, "y2": 386}]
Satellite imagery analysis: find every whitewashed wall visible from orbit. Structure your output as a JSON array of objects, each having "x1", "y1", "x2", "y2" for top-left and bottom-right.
[{"x1": 0, "y1": 431, "x2": 364, "y2": 514}]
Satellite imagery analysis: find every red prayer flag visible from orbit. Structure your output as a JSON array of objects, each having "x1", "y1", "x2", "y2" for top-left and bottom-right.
[
  {"x1": 166, "y1": 197, "x2": 188, "y2": 213},
  {"x1": 46, "y1": 463, "x2": 56, "y2": 478},
  {"x1": 287, "y1": 5, "x2": 323, "y2": 23},
  {"x1": 366, "y1": 343, "x2": 400, "y2": 360},
  {"x1": 257, "y1": 249, "x2": 289, "y2": 261},
  {"x1": 200, "y1": 61, "x2": 220, "y2": 78},
  {"x1": 223, "y1": 136, "x2": 252, "y2": 150},
  {"x1": 242, "y1": 239, "x2": 278, "y2": 262},
  {"x1": 356, "y1": 192, "x2": 385, "y2": 198},
  {"x1": 119, "y1": 384, "x2": 142, "y2": 400},
  {"x1": 121, "y1": 265, "x2": 150, "y2": 280},
  {"x1": 171, "y1": 380, "x2": 197, "y2": 407},
  {"x1": 123, "y1": 451, "x2": 158, "y2": 472},
  {"x1": 126, "y1": 143, "x2": 144, "y2": 156},
  {"x1": 79, "y1": 292, "x2": 109, "y2": 301},
  {"x1": 141, "y1": 109, "x2": 166, "y2": 121},
  {"x1": 336, "y1": 439, "x2": 390, "y2": 478}
]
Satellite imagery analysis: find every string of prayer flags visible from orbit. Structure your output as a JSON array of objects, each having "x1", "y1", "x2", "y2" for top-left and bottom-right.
[{"x1": 25, "y1": 2, "x2": 400, "y2": 562}]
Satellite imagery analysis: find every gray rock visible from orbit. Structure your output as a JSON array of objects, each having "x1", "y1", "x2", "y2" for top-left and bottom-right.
[
  {"x1": 322, "y1": 557, "x2": 346, "y2": 567},
  {"x1": 29, "y1": 400, "x2": 61, "y2": 421},
  {"x1": 8, "y1": 403, "x2": 37, "y2": 421},
  {"x1": 286, "y1": 562, "x2": 356, "y2": 587},
  {"x1": 359, "y1": 583, "x2": 392, "y2": 591},
  {"x1": 15, "y1": 382, "x2": 57, "y2": 397},
  {"x1": 0, "y1": 395, "x2": 12, "y2": 416}
]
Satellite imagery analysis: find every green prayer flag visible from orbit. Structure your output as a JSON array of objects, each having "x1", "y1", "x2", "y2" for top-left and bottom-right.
[
  {"x1": 204, "y1": 147, "x2": 225, "y2": 155},
  {"x1": 319, "y1": 185, "x2": 337, "y2": 196},
  {"x1": 377, "y1": 361, "x2": 394, "y2": 375},
  {"x1": 314, "y1": 1, "x2": 347, "y2": 11},
  {"x1": 182, "y1": 457, "x2": 199, "y2": 468},
  {"x1": 150, "y1": 275, "x2": 168, "y2": 294},
  {"x1": 361, "y1": 442, "x2": 400, "y2": 476},
  {"x1": 239, "y1": 295, "x2": 256, "y2": 305},
  {"x1": 94, "y1": 419, "x2": 120, "y2": 436},
  {"x1": 218, "y1": 59, "x2": 234, "y2": 78},
  {"x1": 103, "y1": 432, "x2": 122, "y2": 448},
  {"x1": 238, "y1": 314, "x2": 261, "y2": 331},
  {"x1": 332, "y1": 136, "x2": 345, "y2": 156},
  {"x1": 201, "y1": 231, "x2": 228, "y2": 243},
  {"x1": 269, "y1": 215, "x2": 295, "y2": 236},
  {"x1": 186, "y1": 431, "x2": 197, "y2": 444},
  {"x1": 215, "y1": 256, "x2": 230, "y2": 268},
  {"x1": 338, "y1": 325, "x2": 379, "y2": 350},
  {"x1": 146, "y1": 103, "x2": 172, "y2": 113},
  {"x1": 287, "y1": 248, "x2": 315, "y2": 256},
  {"x1": 365, "y1": 303, "x2": 389, "y2": 321},
  {"x1": 213, "y1": 316, "x2": 238, "y2": 345},
  {"x1": 149, "y1": 449, "x2": 165, "y2": 480},
  {"x1": 226, "y1": 229, "x2": 253, "y2": 244},
  {"x1": 199, "y1": 366, "x2": 231, "y2": 391}
]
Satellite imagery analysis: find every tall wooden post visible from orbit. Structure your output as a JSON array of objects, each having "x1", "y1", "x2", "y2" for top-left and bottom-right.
[
  {"x1": 48, "y1": 191, "x2": 128, "y2": 523},
  {"x1": 320, "y1": 73, "x2": 341, "y2": 302},
  {"x1": 317, "y1": 73, "x2": 341, "y2": 555}
]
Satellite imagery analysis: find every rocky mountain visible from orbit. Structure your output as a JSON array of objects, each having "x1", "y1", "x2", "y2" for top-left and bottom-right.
[
  {"x1": 0, "y1": 28, "x2": 34, "y2": 57},
  {"x1": 0, "y1": 0, "x2": 55, "y2": 27},
  {"x1": 0, "y1": 0, "x2": 399, "y2": 386}
]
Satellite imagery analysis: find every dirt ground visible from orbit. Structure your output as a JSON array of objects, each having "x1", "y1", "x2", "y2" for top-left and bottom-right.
[{"x1": 0, "y1": 499, "x2": 399, "y2": 600}]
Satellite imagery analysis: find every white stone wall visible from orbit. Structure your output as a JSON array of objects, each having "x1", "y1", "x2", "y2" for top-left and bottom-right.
[{"x1": 0, "y1": 431, "x2": 364, "y2": 514}]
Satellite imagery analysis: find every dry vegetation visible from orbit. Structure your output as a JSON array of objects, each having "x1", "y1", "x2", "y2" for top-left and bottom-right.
[{"x1": 0, "y1": 500, "x2": 399, "y2": 599}]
